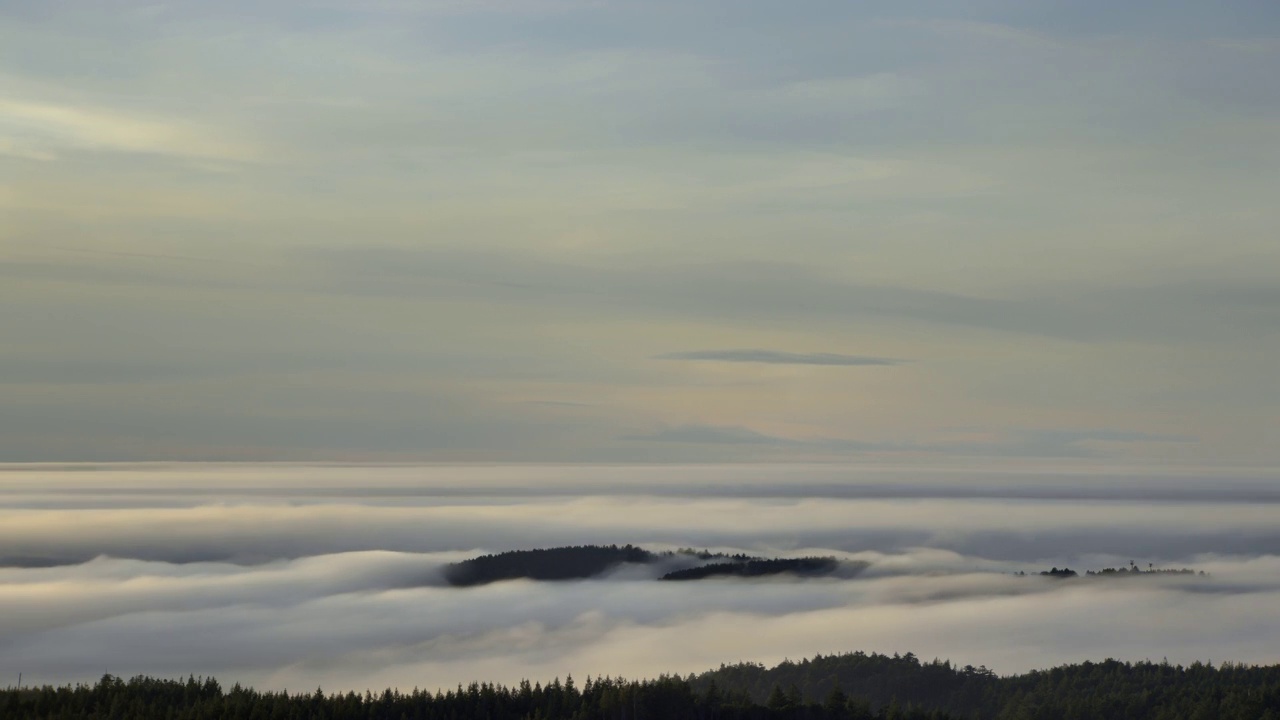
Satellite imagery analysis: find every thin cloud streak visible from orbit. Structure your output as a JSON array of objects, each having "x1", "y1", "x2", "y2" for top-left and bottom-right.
[
  {"x1": 622, "y1": 424, "x2": 795, "y2": 446},
  {"x1": 655, "y1": 350, "x2": 906, "y2": 366},
  {"x1": 0, "y1": 98, "x2": 256, "y2": 163}
]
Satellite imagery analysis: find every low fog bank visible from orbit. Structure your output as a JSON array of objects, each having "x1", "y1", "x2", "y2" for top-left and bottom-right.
[
  {"x1": 2, "y1": 550, "x2": 1279, "y2": 693},
  {"x1": 3, "y1": 496, "x2": 1280, "y2": 566},
  {"x1": 2, "y1": 464, "x2": 1278, "y2": 691}
]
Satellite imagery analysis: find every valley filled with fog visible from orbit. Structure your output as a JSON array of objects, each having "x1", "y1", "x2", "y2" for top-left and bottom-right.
[{"x1": 3, "y1": 463, "x2": 1279, "y2": 692}]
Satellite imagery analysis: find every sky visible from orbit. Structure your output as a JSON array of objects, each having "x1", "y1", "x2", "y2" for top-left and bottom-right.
[{"x1": 2, "y1": 0, "x2": 1279, "y2": 463}]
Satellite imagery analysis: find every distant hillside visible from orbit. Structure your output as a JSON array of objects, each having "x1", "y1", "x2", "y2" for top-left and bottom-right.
[
  {"x1": 7, "y1": 652, "x2": 1280, "y2": 719},
  {"x1": 691, "y1": 651, "x2": 1280, "y2": 719},
  {"x1": 444, "y1": 548, "x2": 1208, "y2": 588},
  {"x1": 443, "y1": 544, "x2": 657, "y2": 586},
  {"x1": 661, "y1": 557, "x2": 840, "y2": 581},
  {"x1": 1017, "y1": 565, "x2": 1205, "y2": 580},
  {"x1": 443, "y1": 545, "x2": 851, "y2": 587},
  {"x1": 1087, "y1": 566, "x2": 1202, "y2": 577}
]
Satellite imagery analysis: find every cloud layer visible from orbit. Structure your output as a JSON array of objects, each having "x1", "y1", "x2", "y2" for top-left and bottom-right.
[
  {"x1": 2, "y1": 463, "x2": 1279, "y2": 692},
  {"x1": 655, "y1": 350, "x2": 905, "y2": 366}
]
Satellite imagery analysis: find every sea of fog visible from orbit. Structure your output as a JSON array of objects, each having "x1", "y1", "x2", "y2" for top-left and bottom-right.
[{"x1": 2, "y1": 463, "x2": 1279, "y2": 692}]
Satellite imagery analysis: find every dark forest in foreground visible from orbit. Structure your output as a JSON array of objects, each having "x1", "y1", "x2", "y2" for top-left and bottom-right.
[{"x1": 5, "y1": 651, "x2": 1279, "y2": 720}]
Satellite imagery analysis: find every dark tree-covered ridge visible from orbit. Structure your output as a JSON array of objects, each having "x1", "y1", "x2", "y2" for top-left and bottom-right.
[
  {"x1": 0, "y1": 671, "x2": 953, "y2": 720},
  {"x1": 442, "y1": 545, "x2": 848, "y2": 587},
  {"x1": 661, "y1": 557, "x2": 840, "y2": 581},
  {"x1": 1015, "y1": 564, "x2": 1205, "y2": 580},
  {"x1": 1087, "y1": 566, "x2": 1202, "y2": 577},
  {"x1": 443, "y1": 547, "x2": 1205, "y2": 588},
  {"x1": 5, "y1": 652, "x2": 1280, "y2": 720},
  {"x1": 693, "y1": 652, "x2": 1280, "y2": 720},
  {"x1": 443, "y1": 544, "x2": 658, "y2": 586}
]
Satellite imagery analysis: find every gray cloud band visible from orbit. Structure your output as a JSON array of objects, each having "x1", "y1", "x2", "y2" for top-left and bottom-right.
[{"x1": 2, "y1": 465, "x2": 1279, "y2": 692}]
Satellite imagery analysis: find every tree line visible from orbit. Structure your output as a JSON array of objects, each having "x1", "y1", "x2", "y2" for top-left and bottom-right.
[
  {"x1": 5, "y1": 651, "x2": 1279, "y2": 719},
  {"x1": 0, "y1": 671, "x2": 951, "y2": 720},
  {"x1": 1014, "y1": 562, "x2": 1205, "y2": 580},
  {"x1": 660, "y1": 557, "x2": 839, "y2": 581},
  {"x1": 443, "y1": 545, "x2": 845, "y2": 587},
  {"x1": 690, "y1": 651, "x2": 1279, "y2": 720},
  {"x1": 443, "y1": 544, "x2": 659, "y2": 586}
]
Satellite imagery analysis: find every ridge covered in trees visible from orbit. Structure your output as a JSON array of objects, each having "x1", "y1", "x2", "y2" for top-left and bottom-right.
[
  {"x1": 443, "y1": 545, "x2": 658, "y2": 586},
  {"x1": 442, "y1": 545, "x2": 845, "y2": 587},
  {"x1": 691, "y1": 651, "x2": 1280, "y2": 720},
  {"x1": 660, "y1": 557, "x2": 840, "y2": 581},
  {"x1": 5, "y1": 651, "x2": 1279, "y2": 719},
  {"x1": 442, "y1": 547, "x2": 1205, "y2": 588},
  {"x1": 1016, "y1": 563, "x2": 1205, "y2": 580}
]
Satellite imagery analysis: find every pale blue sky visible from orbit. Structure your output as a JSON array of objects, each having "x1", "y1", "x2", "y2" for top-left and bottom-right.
[{"x1": 2, "y1": 0, "x2": 1278, "y2": 462}]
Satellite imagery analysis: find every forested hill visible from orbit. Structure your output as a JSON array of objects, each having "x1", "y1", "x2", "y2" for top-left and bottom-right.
[
  {"x1": 691, "y1": 651, "x2": 1280, "y2": 719},
  {"x1": 442, "y1": 545, "x2": 844, "y2": 586},
  {"x1": 5, "y1": 653, "x2": 1280, "y2": 720},
  {"x1": 443, "y1": 545, "x2": 658, "y2": 586},
  {"x1": 1020, "y1": 565, "x2": 1204, "y2": 580},
  {"x1": 661, "y1": 557, "x2": 839, "y2": 581},
  {"x1": 441, "y1": 547, "x2": 1194, "y2": 588}
]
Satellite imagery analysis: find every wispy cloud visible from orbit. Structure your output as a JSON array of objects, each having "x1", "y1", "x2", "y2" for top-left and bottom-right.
[
  {"x1": 895, "y1": 17, "x2": 1072, "y2": 52},
  {"x1": 623, "y1": 424, "x2": 793, "y2": 446},
  {"x1": 655, "y1": 350, "x2": 905, "y2": 366},
  {"x1": 0, "y1": 99, "x2": 255, "y2": 163},
  {"x1": 1018, "y1": 429, "x2": 1196, "y2": 446},
  {"x1": 622, "y1": 423, "x2": 1196, "y2": 460},
  {"x1": 518, "y1": 400, "x2": 597, "y2": 408},
  {"x1": 622, "y1": 424, "x2": 940, "y2": 455},
  {"x1": 305, "y1": 246, "x2": 1280, "y2": 345}
]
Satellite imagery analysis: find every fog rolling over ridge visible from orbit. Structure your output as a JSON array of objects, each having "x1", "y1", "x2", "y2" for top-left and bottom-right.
[{"x1": 1, "y1": 463, "x2": 1278, "y2": 692}]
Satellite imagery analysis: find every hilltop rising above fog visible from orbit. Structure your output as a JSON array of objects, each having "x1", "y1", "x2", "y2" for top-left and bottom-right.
[{"x1": 442, "y1": 545, "x2": 847, "y2": 586}]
